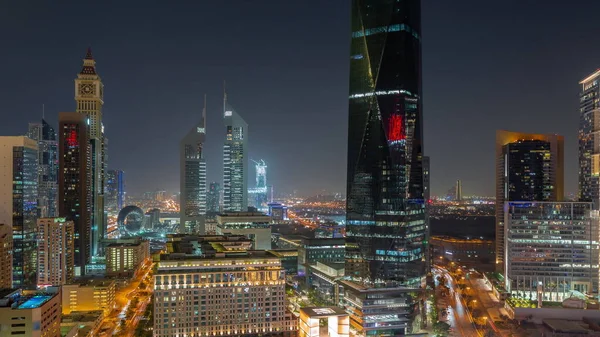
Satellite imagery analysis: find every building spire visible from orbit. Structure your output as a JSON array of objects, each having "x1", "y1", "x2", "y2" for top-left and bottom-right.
[
  {"x1": 202, "y1": 93, "x2": 207, "y2": 129},
  {"x1": 80, "y1": 47, "x2": 97, "y2": 76},
  {"x1": 85, "y1": 47, "x2": 94, "y2": 60}
]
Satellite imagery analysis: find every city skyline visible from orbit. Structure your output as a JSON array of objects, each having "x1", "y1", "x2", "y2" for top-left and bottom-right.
[{"x1": 3, "y1": 1, "x2": 600, "y2": 197}]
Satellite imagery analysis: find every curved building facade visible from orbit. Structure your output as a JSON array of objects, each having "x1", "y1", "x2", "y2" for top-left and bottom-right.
[{"x1": 117, "y1": 206, "x2": 145, "y2": 237}]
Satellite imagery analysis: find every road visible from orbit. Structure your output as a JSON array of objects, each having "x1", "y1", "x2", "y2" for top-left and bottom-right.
[{"x1": 434, "y1": 266, "x2": 480, "y2": 337}]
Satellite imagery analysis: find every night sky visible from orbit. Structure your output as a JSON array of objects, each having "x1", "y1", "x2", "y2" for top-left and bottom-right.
[{"x1": 1, "y1": 1, "x2": 599, "y2": 197}]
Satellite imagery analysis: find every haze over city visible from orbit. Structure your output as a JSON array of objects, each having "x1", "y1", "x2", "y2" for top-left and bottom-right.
[{"x1": 2, "y1": 0, "x2": 599, "y2": 196}]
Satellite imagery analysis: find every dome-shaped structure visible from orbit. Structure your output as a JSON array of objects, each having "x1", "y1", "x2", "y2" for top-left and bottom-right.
[{"x1": 117, "y1": 205, "x2": 145, "y2": 237}]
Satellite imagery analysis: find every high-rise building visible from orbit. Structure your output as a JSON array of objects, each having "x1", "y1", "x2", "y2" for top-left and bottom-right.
[
  {"x1": 0, "y1": 136, "x2": 38, "y2": 288},
  {"x1": 248, "y1": 159, "x2": 269, "y2": 211},
  {"x1": 105, "y1": 169, "x2": 125, "y2": 212},
  {"x1": 223, "y1": 91, "x2": 249, "y2": 212},
  {"x1": 37, "y1": 217, "x2": 75, "y2": 287},
  {"x1": 74, "y1": 48, "x2": 105, "y2": 259},
  {"x1": 495, "y1": 130, "x2": 564, "y2": 271},
  {"x1": 28, "y1": 119, "x2": 58, "y2": 218},
  {"x1": 207, "y1": 182, "x2": 221, "y2": 215},
  {"x1": 0, "y1": 223, "x2": 13, "y2": 289},
  {"x1": 344, "y1": 0, "x2": 426, "y2": 335},
  {"x1": 180, "y1": 96, "x2": 207, "y2": 234},
  {"x1": 153, "y1": 236, "x2": 297, "y2": 337},
  {"x1": 105, "y1": 240, "x2": 149, "y2": 277},
  {"x1": 59, "y1": 112, "x2": 92, "y2": 275},
  {"x1": 0, "y1": 289, "x2": 61, "y2": 337},
  {"x1": 455, "y1": 179, "x2": 462, "y2": 201},
  {"x1": 505, "y1": 202, "x2": 599, "y2": 301},
  {"x1": 579, "y1": 69, "x2": 600, "y2": 205}
]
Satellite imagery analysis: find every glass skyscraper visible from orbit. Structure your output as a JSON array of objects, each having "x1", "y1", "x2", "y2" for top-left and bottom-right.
[
  {"x1": 344, "y1": 1, "x2": 426, "y2": 335},
  {"x1": 223, "y1": 92, "x2": 248, "y2": 212},
  {"x1": 28, "y1": 119, "x2": 58, "y2": 218},
  {"x1": 180, "y1": 97, "x2": 207, "y2": 234},
  {"x1": 579, "y1": 70, "x2": 600, "y2": 205},
  {"x1": 105, "y1": 169, "x2": 125, "y2": 212},
  {"x1": 207, "y1": 182, "x2": 221, "y2": 214}
]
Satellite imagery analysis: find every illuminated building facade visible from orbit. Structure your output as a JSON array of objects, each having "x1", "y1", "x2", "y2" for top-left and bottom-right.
[
  {"x1": 345, "y1": 0, "x2": 426, "y2": 334},
  {"x1": 298, "y1": 238, "x2": 345, "y2": 277},
  {"x1": 207, "y1": 182, "x2": 221, "y2": 216},
  {"x1": 153, "y1": 243, "x2": 297, "y2": 337},
  {"x1": 105, "y1": 169, "x2": 125, "y2": 212},
  {"x1": 505, "y1": 202, "x2": 599, "y2": 301},
  {"x1": 0, "y1": 224, "x2": 13, "y2": 289},
  {"x1": 62, "y1": 279, "x2": 116, "y2": 315},
  {"x1": 216, "y1": 212, "x2": 272, "y2": 250},
  {"x1": 495, "y1": 130, "x2": 564, "y2": 271},
  {"x1": 0, "y1": 136, "x2": 38, "y2": 288},
  {"x1": 223, "y1": 92, "x2": 249, "y2": 212},
  {"x1": 455, "y1": 180, "x2": 462, "y2": 201},
  {"x1": 28, "y1": 119, "x2": 58, "y2": 218},
  {"x1": 268, "y1": 202, "x2": 288, "y2": 222},
  {"x1": 59, "y1": 112, "x2": 92, "y2": 276},
  {"x1": 579, "y1": 69, "x2": 600, "y2": 205},
  {"x1": 249, "y1": 159, "x2": 269, "y2": 211},
  {"x1": 37, "y1": 217, "x2": 74, "y2": 287},
  {"x1": 180, "y1": 97, "x2": 207, "y2": 234},
  {"x1": 299, "y1": 307, "x2": 349, "y2": 337},
  {"x1": 74, "y1": 48, "x2": 106, "y2": 259},
  {"x1": 0, "y1": 289, "x2": 61, "y2": 337},
  {"x1": 105, "y1": 240, "x2": 149, "y2": 277}
]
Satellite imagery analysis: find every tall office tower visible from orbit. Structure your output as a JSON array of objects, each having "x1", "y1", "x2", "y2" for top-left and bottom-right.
[
  {"x1": 105, "y1": 169, "x2": 125, "y2": 212},
  {"x1": 75, "y1": 48, "x2": 105, "y2": 258},
  {"x1": 37, "y1": 217, "x2": 75, "y2": 286},
  {"x1": 0, "y1": 223, "x2": 13, "y2": 288},
  {"x1": 223, "y1": 91, "x2": 249, "y2": 211},
  {"x1": 180, "y1": 96, "x2": 207, "y2": 234},
  {"x1": 153, "y1": 235, "x2": 297, "y2": 337},
  {"x1": 455, "y1": 179, "x2": 462, "y2": 201},
  {"x1": 248, "y1": 159, "x2": 268, "y2": 211},
  {"x1": 344, "y1": 0, "x2": 426, "y2": 335},
  {"x1": 28, "y1": 119, "x2": 58, "y2": 218},
  {"x1": 579, "y1": 70, "x2": 600, "y2": 206},
  {"x1": 495, "y1": 130, "x2": 564, "y2": 271},
  {"x1": 505, "y1": 202, "x2": 599, "y2": 301},
  {"x1": 0, "y1": 137, "x2": 38, "y2": 288},
  {"x1": 207, "y1": 182, "x2": 221, "y2": 213},
  {"x1": 59, "y1": 112, "x2": 92, "y2": 276}
]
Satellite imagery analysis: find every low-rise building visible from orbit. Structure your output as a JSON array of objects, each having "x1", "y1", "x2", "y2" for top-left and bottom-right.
[
  {"x1": 0, "y1": 223, "x2": 13, "y2": 289},
  {"x1": 216, "y1": 212, "x2": 272, "y2": 250},
  {"x1": 298, "y1": 238, "x2": 345, "y2": 277},
  {"x1": 61, "y1": 279, "x2": 116, "y2": 315},
  {"x1": 307, "y1": 262, "x2": 344, "y2": 305},
  {"x1": 106, "y1": 240, "x2": 149, "y2": 277},
  {"x1": 60, "y1": 310, "x2": 104, "y2": 337},
  {"x1": 0, "y1": 288, "x2": 61, "y2": 337}
]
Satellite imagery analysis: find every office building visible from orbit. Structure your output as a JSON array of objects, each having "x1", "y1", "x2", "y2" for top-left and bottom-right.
[
  {"x1": 0, "y1": 136, "x2": 38, "y2": 288},
  {"x1": 430, "y1": 236, "x2": 495, "y2": 272},
  {"x1": 248, "y1": 159, "x2": 269, "y2": 211},
  {"x1": 505, "y1": 202, "x2": 599, "y2": 301},
  {"x1": 105, "y1": 169, "x2": 125, "y2": 212},
  {"x1": 28, "y1": 119, "x2": 58, "y2": 218},
  {"x1": 207, "y1": 182, "x2": 221, "y2": 216},
  {"x1": 0, "y1": 289, "x2": 61, "y2": 337},
  {"x1": 145, "y1": 208, "x2": 160, "y2": 230},
  {"x1": 298, "y1": 238, "x2": 345, "y2": 277},
  {"x1": 306, "y1": 262, "x2": 345, "y2": 305},
  {"x1": 223, "y1": 91, "x2": 249, "y2": 212},
  {"x1": 455, "y1": 180, "x2": 462, "y2": 201},
  {"x1": 59, "y1": 112, "x2": 92, "y2": 276},
  {"x1": 579, "y1": 69, "x2": 600, "y2": 205},
  {"x1": 216, "y1": 212, "x2": 272, "y2": 250},
  {"x1": 268, "y1": 202, "x2": 288, "y2": 222},
  {"x1": 299, "y1": 307, "x2": 349, "y2": 337},
  {"x1": 61, "y1": 279, "x2": 116, "y2": 315},
  {"x1": 75, "y1": 48, "x2": 105, "y2": 259},
  {"x1": 37, "y1": 217, "x2": 75, "y2": 287},
  {"x1": 495, "y1": 130, "x2": 564, "y2": 271},
  {"x1": 105, "y1": 240, "x2": 149, "y2": 277},
  {"x1": 0, "y1": 223, "x2": 13, "y2": 289},
  {"x1": 345, "y1": 0, "x2": 426, "y2": 334},
  {"x1": 180, "y1": 96, "x2": 207, "y2": 234},
  {"x1": 153, "y1": 237, "x2": 297, "y2": 337}
]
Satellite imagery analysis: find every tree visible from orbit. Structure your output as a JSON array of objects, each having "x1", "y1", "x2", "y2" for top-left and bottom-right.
[{"x1": 432, "y1": 321, "x2": 451, "y2": 336}]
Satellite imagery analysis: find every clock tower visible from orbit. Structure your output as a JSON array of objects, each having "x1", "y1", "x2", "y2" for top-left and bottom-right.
[{"x1": 74, "y1": 48, "x2": 105, "y2": 262}]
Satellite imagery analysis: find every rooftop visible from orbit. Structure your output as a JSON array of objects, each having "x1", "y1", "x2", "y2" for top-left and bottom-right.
[
  {"x1": 543, "y1": 319, "x2": 592, "y2": 333},
  {"x1": 300, "y1": 307, "x2": 347, "y2": 318},
  {"x1": 66, "y1": 278, "x2": 115, "y2": 287}
]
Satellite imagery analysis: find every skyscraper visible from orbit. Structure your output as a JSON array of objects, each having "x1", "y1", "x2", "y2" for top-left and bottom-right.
[
  {"x1": 0, "y1": 136, "x2": 38, "y2": 288},
  {"x1": 0, "y1": 223, "x2": 13, "y2": 289},
  {"x1": 248, "y1": 159, "x2": 268, "y2": 211},
  {"x1": 223, "y1": 91, "x2": 248, "y2": 212},
  {"x1": 579, "y1": 69, "x2": 600, "y2": 206},
  {"x1": 344, "y1": 1, "x2": 426, "y2": 334},
  {"x1": 207, "y1": 182, "x2": 221, "y2": 214},
  {"x1": 74, "y1": 48, "x2": 105, "y2": 258},
  {"x1": 495, "y1": 130, "x2": 564, "y2": 271},
  {"x1": 37, "y1": 217, "x2": 75, "y2": 287},
  {"x1": 455, "y1": 179, "x2": 462, "y2": 201},
  {"x1": 28, "y1": 119, "x2": 58, "y2": 218},
  {"x1": 105, "y1": 169, "x2": 125, "y2": 212},
  {"x1": 180, "y1": 96, "x2": 207, "y2": 234},
  {"x1": 59, "y1": 112, "x2": 92, "y2": 275}
]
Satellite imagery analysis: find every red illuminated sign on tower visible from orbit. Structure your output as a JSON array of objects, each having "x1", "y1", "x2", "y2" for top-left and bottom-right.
[
  {"x1": 67, "y1": 129, "x2": 78, "y2": 147},
  {"x1": 388, "y1": 114, "x2": 404, "y2": 142}
]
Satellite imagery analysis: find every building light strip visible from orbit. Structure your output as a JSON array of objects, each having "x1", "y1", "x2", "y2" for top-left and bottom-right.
[{"x1": 349, "y1": 90, "x2": 417, "y2": 99}]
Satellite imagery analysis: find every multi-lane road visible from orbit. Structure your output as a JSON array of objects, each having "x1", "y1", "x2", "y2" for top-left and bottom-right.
[{"x1": 434, "y1": 266, "x2": 480, "y2": 337}]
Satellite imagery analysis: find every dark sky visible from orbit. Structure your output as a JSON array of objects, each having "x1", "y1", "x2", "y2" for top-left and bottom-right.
[{"x1": 1, "y1": 1, "x2": 599, "y2": 197}]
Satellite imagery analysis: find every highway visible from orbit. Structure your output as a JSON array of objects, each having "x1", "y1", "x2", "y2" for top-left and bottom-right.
[{"x1": 434, "y1": 266, "x2": 480, "y2": 337}]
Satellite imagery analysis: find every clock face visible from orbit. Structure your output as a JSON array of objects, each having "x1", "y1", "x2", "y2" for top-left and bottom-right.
[{"x1": 79, "y1": 83, "x2": 95, "y2": 96}]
